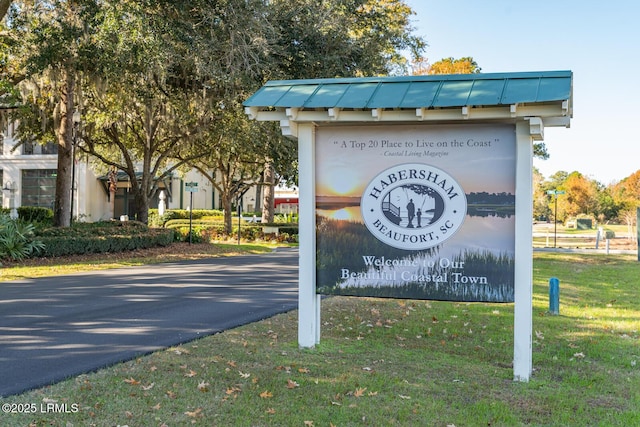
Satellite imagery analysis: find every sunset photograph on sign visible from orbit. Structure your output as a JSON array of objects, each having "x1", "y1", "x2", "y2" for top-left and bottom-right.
[{"x1": 315, "y1": 124, "x2": 516, "y2": 302}]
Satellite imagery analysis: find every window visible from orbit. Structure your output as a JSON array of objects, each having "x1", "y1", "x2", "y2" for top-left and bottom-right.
[
  {"x1": 21, "y1": 169, "x2": 56, "y2": 208},
  {"x1": 22, "y1": 141, "x2": 58, "y2": 155},
  {"x1": 41, "y1": 141, "x2": 58, "y2": 154}
]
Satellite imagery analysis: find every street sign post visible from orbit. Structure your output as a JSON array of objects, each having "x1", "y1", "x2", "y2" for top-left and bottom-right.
[
  {"x1": 185, "y1": 182, "x2": 198, "y2": 244},
  {"x1": 547, "y1": 190, "x2": 566, "y2": 248}
]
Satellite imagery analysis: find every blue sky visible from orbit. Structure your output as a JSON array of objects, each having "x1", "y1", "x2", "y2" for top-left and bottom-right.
[{"x1": 404, "y1": 0, "x2": 640, "y2": 184}]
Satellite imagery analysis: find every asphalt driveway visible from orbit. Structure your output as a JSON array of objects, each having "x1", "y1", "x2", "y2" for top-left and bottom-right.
[{"x1": 0, "y1": 248, "x2": 298, "y2": 397}]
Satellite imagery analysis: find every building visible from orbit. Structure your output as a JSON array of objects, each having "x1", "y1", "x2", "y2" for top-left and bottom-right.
[{"x1": 1, "y1": 123, "x2": 289, "y2": 220}]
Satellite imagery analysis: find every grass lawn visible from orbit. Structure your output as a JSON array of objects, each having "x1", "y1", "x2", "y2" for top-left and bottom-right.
[
  {"x1": 0, "y1": 242, "x2": 275, "y2": 282},
  {"x1": 1, "y1": 251, "x2": 639, "y2": 426}
]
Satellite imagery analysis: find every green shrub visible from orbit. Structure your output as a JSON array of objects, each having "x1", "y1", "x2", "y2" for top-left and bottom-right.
[
  {"x1": 148, "y1": 209, "x2": 172, "y2": 228},
  {"x1": 35, "y1": 221, "x2": 174, "y2": 257},
  {"x1": 149, "y1": 209, "x2": 225, "y2": 227},
  {"x1": 17, "y1": 206, "x2": 53, "y2": 225},
  {"x1": 0, "y1": 214, "x2": 45, "y2": 261},
  {"x1": 164, "y1": 219, "x2": 225, "y2": 229}
]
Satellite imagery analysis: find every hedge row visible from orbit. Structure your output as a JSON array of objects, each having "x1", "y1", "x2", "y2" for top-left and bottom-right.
[
  {"x1": 171, "y1": 223, "x2": 298, "y2": 244},
  {"x1": 164, "y1": 219, "x2": 225, "y2": 228},
  {"x1": 149, "y1": 209, "x2": 297, "y2": 227},
  {"x1": 148, "y1": 209, "x2": 224, "y2": 227},
  {"x1": 35, "y1": 221, "x2": 174, "y2": 257}
]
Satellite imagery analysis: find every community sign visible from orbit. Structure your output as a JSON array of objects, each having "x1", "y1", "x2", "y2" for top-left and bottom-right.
[{"x1": 315, "y1": 124, "x2": 516, "y2": 302}]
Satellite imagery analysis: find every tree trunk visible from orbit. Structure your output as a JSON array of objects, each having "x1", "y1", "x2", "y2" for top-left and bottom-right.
[
  {"x1": 261, "y1": 162, "x2": 275, "y2": 223},
  {"x1": 0, "y1": 0, "x2": 11, "y2": 22},
  {"x1": 53, "y1": 71, "x2": 75, "y2": 227},
  {"x1": 108, "y1": 167, "x2": 117, "y2": 219},
  {"x1": 135, "y1": 192, "x2": 150, "y2": 224},
  {"x1": 222, "y1": 191, "x2": 233, "y2": 234}
]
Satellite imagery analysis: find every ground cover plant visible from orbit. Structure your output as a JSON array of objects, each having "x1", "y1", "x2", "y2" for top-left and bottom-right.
[
  {"x1": 1, "y1": 252, "x2": 639, "y2": 426},
  {"x1": 0, "y1": 214, "x2": 44, "y2": 261}
]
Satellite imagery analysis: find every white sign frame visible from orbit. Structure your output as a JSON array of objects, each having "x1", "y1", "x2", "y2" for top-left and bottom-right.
[{"x1": 297, "y1": 121, "x2": 533, "y2": 381}]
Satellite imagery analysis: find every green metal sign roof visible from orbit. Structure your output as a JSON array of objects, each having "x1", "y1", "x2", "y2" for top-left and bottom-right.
[{"x1": 244, "y1": 71, "x2": 572, "y2": 110}]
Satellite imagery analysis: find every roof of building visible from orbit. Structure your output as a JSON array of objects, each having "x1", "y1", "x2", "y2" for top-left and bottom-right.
[{"x1": 243, "y1": 71, "x2": 573, "y2": 110}]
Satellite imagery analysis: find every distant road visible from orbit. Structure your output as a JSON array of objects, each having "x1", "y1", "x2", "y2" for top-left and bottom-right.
[{"x1": 0, "y1": 248, "x2": 299, "y2": 397}]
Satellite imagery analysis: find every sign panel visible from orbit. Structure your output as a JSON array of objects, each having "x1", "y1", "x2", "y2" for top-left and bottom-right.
[
  {"x1": 315, "y1": 124, "x2": 516, "y2": 302},
  {"x1": 185, "y1": 182, "x2": 198, "y2": 192}
]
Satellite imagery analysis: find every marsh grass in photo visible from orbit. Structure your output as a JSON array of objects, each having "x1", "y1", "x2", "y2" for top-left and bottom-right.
[{"x1": 316, "y1": 217, "x2": 514, "y2": 302}]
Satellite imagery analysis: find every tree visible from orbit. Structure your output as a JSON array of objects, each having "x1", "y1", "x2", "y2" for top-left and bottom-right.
[
  {"x1": 611, "y1": 170, "x2": 640, "y2": 240},
  {"x1": 428, "y1": 56, "x2": 481, "y2": 75},
  {"x1": 248, "y1": 0, "x2": 425, "y2": 219},
  {"x1": 268, "y1": 0, "x2": 425, "y2": 80},
  {"x1": 4, "y1": 0, "x2": 426, "y2": 227},
  {"x1": 552, "y1": 172, "x2": 597, "y2": 222},
  {"x1": 187, "y1": 103, "x2": 287, "y2": 233},
  {"x1": 593, "y1": 182, "x2": 619, "y2": 223},
  {"x1": 532, "y1": 167, "x2": 551, "y2": 221},
  {"x1": 75, "y1": 0, "x2": 222, "y2": 224},
  {"x1": 5, "y1": 0, "x2": 97, "y2": 226},
  {"x1": 190, "y1": 0, "x2": 426, "y2": 226}
]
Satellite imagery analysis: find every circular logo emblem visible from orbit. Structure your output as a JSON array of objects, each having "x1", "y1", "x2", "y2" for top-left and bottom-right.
[{"x1": 361, "y1": 163, "x2": 467, "y2": 250}]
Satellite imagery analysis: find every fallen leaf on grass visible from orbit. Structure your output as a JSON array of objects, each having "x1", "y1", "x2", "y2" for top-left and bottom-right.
[
  {"x1": 226, "y1": 386, "x2": 241, "y2": 395},
  {"x1": 142, "y1": 383, "x2": 155, "y2": 391},
  {"x1": 260, "y1": 390, "x2": 273, "y2": 398},
  {"x1": 266, "y1": 408, "x2": 276, "y2": 414},
  {"x1": 398, "y1": 394, "x2": 411, "y2": 399},
  {"x1": 298, "y1": 367, "x2": 310, "y2": 373},
  {"x1": 304, "y1": 421, "x2": 314, "y2": 426},
  {"x1": 123, "y1": 377, "x2": 140, "y2": 385},
  {"x1": 239, "y1": 371, "x2": 251, "y2": 378},
  {"x1": 287, "y1": 379, "x2": 299, "y2": 389},
  {"x1": 353, "y1": 387, "x2": 366, "y2": 397},
  {"x1": 184, "y1": 408, "x2": 203, "y2": 418},
  {"x1": 185, "y1": 370, "x2": 197, "y2": 378},
  {"x1": 197, "y1": 381, "x2": 210, "y2": 392}
]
